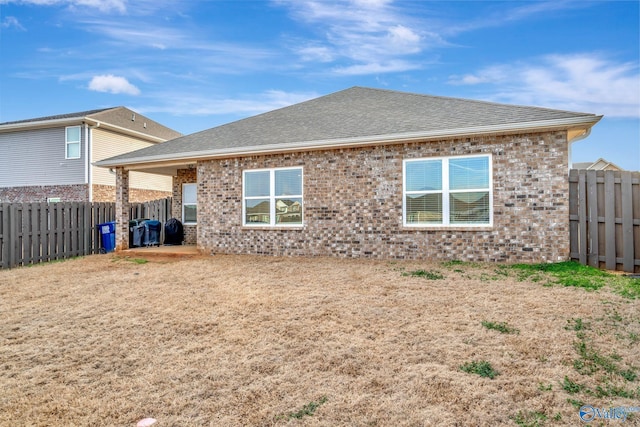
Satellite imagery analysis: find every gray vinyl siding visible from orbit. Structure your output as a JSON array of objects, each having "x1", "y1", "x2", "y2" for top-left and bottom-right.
[{"x1": 0, "y1": 126, "x2": 86, "y2": 187}]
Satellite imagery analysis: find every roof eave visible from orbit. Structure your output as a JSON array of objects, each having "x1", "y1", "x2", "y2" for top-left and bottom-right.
[
  {"x1": 0, "y1": 117, "x2": 87, "y2": 133},
  {"x1": 0, "y1": 116, "x2": 170, "y2": 143},
  {"x1": 96, "y1": 115, "x2": 603, "y2": 169}
]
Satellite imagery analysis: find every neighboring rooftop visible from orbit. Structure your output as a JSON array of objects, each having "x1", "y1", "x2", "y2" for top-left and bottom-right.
[
  {"x1": 97, "y1": 86, "x2": 602, "y2": 169},
  {"x1": 0, "y1": 107, "x2": 182, "y2": 141},
  {"x1": 573, "y1": 158, "x2": 624, "y2": 171}
]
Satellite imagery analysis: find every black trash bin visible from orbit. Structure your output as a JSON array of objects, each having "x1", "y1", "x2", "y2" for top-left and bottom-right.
[
  {"x1": 164, "y1": 218, "x2": 184, "y2": 245},
  {"x1": 129, "y1": 218, "x2": 149, "y2": 248},
  {"x1": 143, "y1": 220, "x2": 162, "y2": 246}
]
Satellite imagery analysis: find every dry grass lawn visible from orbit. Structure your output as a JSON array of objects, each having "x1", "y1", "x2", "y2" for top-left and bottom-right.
[{"x1": 1, "y1": 254, "x2": 638, "y2": 426}]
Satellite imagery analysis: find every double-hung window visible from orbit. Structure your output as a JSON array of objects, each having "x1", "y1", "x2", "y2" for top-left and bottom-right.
[
  {"x1": 182, "y1": 183, "x2": 197, "y2": 225},
  {"x1": 404, "y1": 154, "x2": 492, "y2": 227},
  {"x1": 65, "y1": 126, "x2": 81, "y2": 159},
  {"x1": 243, "y1": 167, "x2": 303, "y2": 226}
]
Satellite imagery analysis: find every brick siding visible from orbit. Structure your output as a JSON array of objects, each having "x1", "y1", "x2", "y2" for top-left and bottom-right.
[
  {"x1": 173, "y1": 168, "x2": 197, "y2": 245},
  {"x1": 92, "y1": 184, "x2": 171, "y2": 203},
  {"x1": 195, "y1": 131, "x2": 570, "y2": 262},
  {"x1": 0, "y1": 184, "x2": 169, "y2": 203},
  {"x1": 0, "y1": 184, "x2": 89, "y2": 203}
]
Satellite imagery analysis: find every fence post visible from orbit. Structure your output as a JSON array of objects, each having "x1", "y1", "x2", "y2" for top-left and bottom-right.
[{"x1": 1, "y1": 203, "x2": 10, "y2": 268}]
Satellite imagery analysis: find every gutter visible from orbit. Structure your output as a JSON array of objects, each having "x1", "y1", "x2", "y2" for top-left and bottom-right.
[
  {"x1": 96, "y1": 115, "x2": 603, "y2": 169},
  {"x1": 0, "y1": 116, "x2": 167, "y2": 143}
]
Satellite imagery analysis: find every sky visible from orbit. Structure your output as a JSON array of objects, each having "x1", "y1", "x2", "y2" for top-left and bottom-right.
[{"x1": 0, "y1": 0, "x2": 638, "y2": 170}]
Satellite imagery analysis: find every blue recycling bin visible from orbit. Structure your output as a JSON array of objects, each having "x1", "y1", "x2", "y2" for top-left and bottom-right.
[{"x1": 97, "y1": 221, "x2": 116, "y2": 253}]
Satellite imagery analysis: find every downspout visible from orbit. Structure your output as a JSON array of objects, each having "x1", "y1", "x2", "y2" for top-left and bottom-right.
[
  {"x1": 85, "y1": 121, "x2": 100, "y2": 201},
  {"x1": 84, "y1": 123, "x2": 90, "y2": 200},
  {"x1": 567, "y1": 127, "x2": 592, "y2": 172}
]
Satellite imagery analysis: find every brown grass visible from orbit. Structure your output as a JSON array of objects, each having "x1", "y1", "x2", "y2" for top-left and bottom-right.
[{"x1": 0, "y1": 255, "x2": 638, "y2": 426}]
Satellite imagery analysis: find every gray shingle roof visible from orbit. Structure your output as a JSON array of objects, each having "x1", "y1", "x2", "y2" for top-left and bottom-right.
[
  {"x1": 0, "y1": 107, "x2": 181, "y2": 141},
  {"x1": 0, "y1": 108, "x2": 116, "y2": 126},
  {"x1": 98, "y1": 86, "x2": 601, "y2": 167}
]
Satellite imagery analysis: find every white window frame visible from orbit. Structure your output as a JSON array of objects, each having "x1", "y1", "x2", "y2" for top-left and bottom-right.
[
  {"x1": 182, "y1": 183, "x2": 197, "y2": 225},
  {"x1": 242, "y1": 166, "x2": 304, "y2": 227},
  {"x1": 403, "y1": 154, "x2": 493, "y2": 227},
  {"x1": 65, "y1": 125, "x2": 81, "y2": 159}
]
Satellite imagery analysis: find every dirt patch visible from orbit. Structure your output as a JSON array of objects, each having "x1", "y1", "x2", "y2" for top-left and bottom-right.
[{"x1": 0, "y1": 255, "x2": 638, "y2": 426}]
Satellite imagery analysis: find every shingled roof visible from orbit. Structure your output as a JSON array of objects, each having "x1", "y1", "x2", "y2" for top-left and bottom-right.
[
  {"x1": 97, "y1": 86, "x2": 601, "y2": 169},
  {"x1": 0, "y1": 107, "x2": 182, "y2": 141},
  {"x1": 0, "y1": 108, "x2": 114, "y2": 126}
]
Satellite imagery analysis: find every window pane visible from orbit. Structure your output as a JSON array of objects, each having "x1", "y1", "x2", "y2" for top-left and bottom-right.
[
  {"x1": 450, "y1": 192, "x2": 490, "y2": 224},
  {"x1": 406, "y1": 193, "x2": 442, "y2": 224},
  {"x1": 406, "y1": 160, "x2": 442, "y2": 191},
  {"x1": 183, "y1": 205, "x2": 197, "y2": 223},
  {"x1": 245, "y1": 199, "x2": 270, "y2": 224},
  {"x1": 276, "y1": 197, "x2": 302, "y2": 224},
  {"x1": 183, "y1": 183, "x2": 197, "y2": 204},
  {"x1": 449, "y1": 157, "x2": 489, "y2": 190},
  {"x1": 66, "y1": 126, "x2": 80, "y2": 142},
  {"x1": 275, "y1": 169, "x2": 302, "y2": 196},
  {"x1": 245, "y1": 171, "x2": 270, "y2": 197},
  {"x1": 66, "y1": 142, "x2": 80, "y2": 159}
]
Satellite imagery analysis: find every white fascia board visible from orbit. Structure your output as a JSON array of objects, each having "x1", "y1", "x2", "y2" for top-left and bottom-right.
[
  {"x1": 0, "y1": 117, "x2": 167, "y2": 143},
  {"x1": 88, "y1": 120, "x2": 167, "y2": 143},
  {"x1": 96, "y1": 115, "x2": 603, "y2": 169},
  {"x1": 0, "y1": 117, "x2": 85, "y2": 133}
]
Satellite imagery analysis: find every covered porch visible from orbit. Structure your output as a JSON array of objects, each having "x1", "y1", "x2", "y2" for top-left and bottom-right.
[{"x1": 113, "y1": 161, "x2": 198, "y2": 252}]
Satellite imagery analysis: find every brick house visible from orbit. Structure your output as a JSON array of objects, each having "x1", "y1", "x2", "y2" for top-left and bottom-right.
[
  {"x1": 97, "y1": 87, "x2": 601, "y2": 262},
  {"x1": 0, "y1": 107, "x2": 181, "y2": 203}
]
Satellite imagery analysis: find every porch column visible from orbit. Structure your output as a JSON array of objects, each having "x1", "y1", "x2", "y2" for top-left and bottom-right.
[{"x1": 115, "y1": 167, "x2": 130, "y2": 251}]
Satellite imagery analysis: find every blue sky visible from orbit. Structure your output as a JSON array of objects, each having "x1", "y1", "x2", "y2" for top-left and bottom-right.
[{"x1": 1, "y1": 0, "x2": 638, "y2": 170}]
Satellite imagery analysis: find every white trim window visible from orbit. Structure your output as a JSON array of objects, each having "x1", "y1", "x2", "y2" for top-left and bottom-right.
[
  {"x1": 65, "y1": 126, "x2": 81, "y2": 159},
  {"x1": 403, "y1": 154, "x2": 492, "y2": 227},
  {"x1": 243, "y1": 167, "x2": 303, "y2": 227},
  {"x1": 182, "y1": 183, "x2": 197, "y2": 225}
]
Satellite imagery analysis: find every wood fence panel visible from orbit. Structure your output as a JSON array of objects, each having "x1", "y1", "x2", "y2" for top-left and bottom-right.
[
  {"x1": 0, "y1": 197, "x2": 172, "y2": 268},
  {"x1": 621, "y1": 171, "x2": 634, "y2": 272},
  {"x1": 578, "y1": 171, "x2": 588, "y2": 266},
  {"x1": 1, "y1": 204, "x2": 9, "y2": 268},
  {"x1": 586, "y1": 170, "x2": 599, "y2": 267},
  {"x1": 569, "y1": 169, "x2": 639, "y2": 273}
]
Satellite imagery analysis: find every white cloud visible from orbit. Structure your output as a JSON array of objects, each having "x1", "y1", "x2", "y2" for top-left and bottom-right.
[
  {"x1": 448, "y1": 54, "x2": 640, "y2": 118},
  {"x1": 334, "y1": 59, "x2": 422, "y2": 76},
  {"x1": 1, "y1": 16, "x2": 25, "y2": 30},
  {"x1": 276, "y1": 0, "x2": 429, "y2": 74},
  {"x1": 0, "y1": 0, "x2": 126, "y2": 13},
  {"x1": 88, "y1": 74, "x2": 140, "y2": 95},
  {"x1": 137, "y1": 90, "x2": 319, "y2": 117}
]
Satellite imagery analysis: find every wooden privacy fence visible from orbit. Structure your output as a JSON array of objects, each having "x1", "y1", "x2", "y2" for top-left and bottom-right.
[
  {"x1": 569, "y1": 169, "x2": 640, "y2": 273},
  {"x1": 0, "y1": 198, "x2": 171, "y2": 269}
]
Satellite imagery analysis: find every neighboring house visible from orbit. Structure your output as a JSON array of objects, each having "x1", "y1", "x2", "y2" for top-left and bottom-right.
[
  {"x1": 97, "y1": 87, "x2": 602, "y2": 263},
  {"x1": 572, "y1": 158, "x2": 624, "y2": 171},
  {"x1": 0, "y1": 107, "x2": 181, "y2": 203}
]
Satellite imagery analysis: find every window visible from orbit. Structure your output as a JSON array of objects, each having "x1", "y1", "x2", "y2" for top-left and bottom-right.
[
  {"x1": 182, "y1": 183, "x2": 197, "y2": 224},
  {"x1": 404, "y1": 154, "x2": 492, "y2": 227},
  {"x1": 65, "y1": 126, "x2": 81, "y2": 159},
  {"x1": 243, "y1": 167, "x2": 303, "y2": 226}
]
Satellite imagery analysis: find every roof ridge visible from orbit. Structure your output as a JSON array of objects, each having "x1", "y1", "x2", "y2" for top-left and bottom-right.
[{"x1": 0, "y1": 107, "x2": 119, "y2": 126}]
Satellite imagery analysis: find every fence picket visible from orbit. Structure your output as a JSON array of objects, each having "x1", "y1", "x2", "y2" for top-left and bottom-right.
[
  {"x1": 569, "y1": 169, "x2": 639, "y2": 273},
  {"x1": 0, "y1": 197, "x2": 171, "y2": 268},
  {"x1": 603, "y1": 171, "x2": 616, "y2": 270}
]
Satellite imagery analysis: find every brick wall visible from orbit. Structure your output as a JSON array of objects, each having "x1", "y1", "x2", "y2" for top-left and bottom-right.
[
  {"x1": 195, "y1": 131, "x2": 570, "y2": 262},
  {"x1": 0, "y1": 184, "x2": 170, "y2": 203},
  {"x1": 92, "y1": 184, "x2": 171, "y2": 203},
  {"x1": 0, "y1": 184, "x2": 88, "y2": 203},
  {"x1": 173, "y1": 168, "x2": 197, "y2": 245}
]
